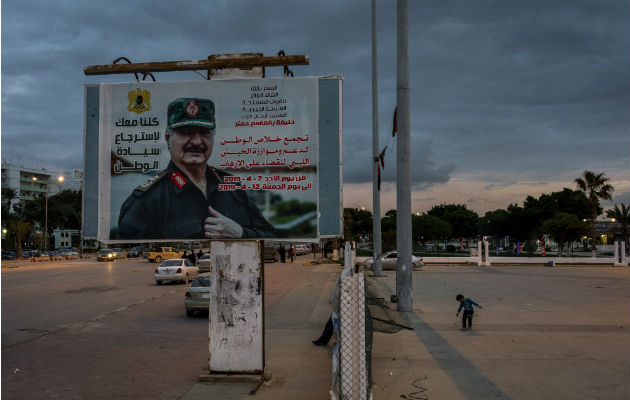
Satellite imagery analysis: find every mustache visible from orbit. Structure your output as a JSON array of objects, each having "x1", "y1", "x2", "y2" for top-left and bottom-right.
[{"x1": 184, "y1": 145, "x2": 207, "y2": 152}]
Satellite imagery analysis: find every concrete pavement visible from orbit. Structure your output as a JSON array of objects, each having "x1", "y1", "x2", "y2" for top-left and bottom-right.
[
  {"x1": 3, "y1": 256, "x2": 627, "y2": 399},
  {"x1": 184, "y1": 263, "x2": 629, "y2": 400}
]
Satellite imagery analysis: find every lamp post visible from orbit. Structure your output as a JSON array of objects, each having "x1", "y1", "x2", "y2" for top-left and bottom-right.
[{"x1": 33, "y1": 175, "x2": 64, "y2": 252}]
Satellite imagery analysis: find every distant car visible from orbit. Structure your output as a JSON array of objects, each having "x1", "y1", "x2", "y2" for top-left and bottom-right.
[
  {"x1": 21, "y1": 250, "x2": 40, "y2": 258},
  {"x1": 127, "y1": 246, "x2": 146, "y2": 258},
  {"x1": 155, "y1": 258, "x2": 198, "y2": 285},
  {"x1": 111, "y1": 248, "x2": 126, "y2": 259},
  {"x1": 185, "y1": 273, "x2": 211, "y2": 316},
  {"x1": 196, "y1": 254, "x2": 212, "y2": 273},
  {"x1": 97, "y1": 249, "x2": 116, "y2": 262},
  {"x1": 2, "y1": 250, "x2": 17, "y2": 260},
  {"x1": 362, "y1": 251, "x2": 424, "y2": 271},
  {"x1": 263, "y1": 245, "x2": 279, "y2": 262},
  {"x1": 294, "y1": 244, "x2": 310, "y2": 255}
]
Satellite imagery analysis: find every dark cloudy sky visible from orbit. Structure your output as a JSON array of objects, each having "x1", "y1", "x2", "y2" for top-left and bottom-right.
[{"x1": 2, "y1": 0, "x2": 628, "y2": 214}]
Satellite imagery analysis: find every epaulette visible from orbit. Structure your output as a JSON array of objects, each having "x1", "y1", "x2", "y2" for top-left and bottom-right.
[{"x1": 134, "y1": 170, "x2": 168, "y2": 193}]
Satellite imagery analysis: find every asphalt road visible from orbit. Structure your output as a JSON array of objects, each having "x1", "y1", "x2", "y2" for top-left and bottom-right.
[
  {"x1": 1, "y1": 254, "x2": 327, "y2": 400},
  {"x1": 2, "y1": 257, "x2": 211, "y2": 400},
  {"x1": 2, "y1": 257, "x2": 186, "y2": 348}
]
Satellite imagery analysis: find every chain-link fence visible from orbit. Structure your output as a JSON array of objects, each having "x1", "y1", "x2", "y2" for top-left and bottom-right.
[{"x1": 334, "y1": 273, "x2": 373, "y2": 400}]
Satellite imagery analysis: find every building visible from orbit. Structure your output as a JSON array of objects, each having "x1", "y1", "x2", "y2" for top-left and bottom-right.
[
  {"x1": 1, "y1": 159, "x2": 83, "y2": 208},
  {"x1": 53, "y1": 229, "x2": 80, "y2": 249}
]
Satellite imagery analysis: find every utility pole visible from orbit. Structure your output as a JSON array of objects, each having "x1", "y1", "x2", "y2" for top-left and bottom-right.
[
  {"x1": 371, "y1": 0, "x2": 383, "y2": 277},
  {"x1": 396, "y1": 0, "x2": 412, "y2": 312}
]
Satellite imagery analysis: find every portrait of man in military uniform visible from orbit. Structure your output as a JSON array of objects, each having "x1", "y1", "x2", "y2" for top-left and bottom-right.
[{"x1": 116, "y1": 97, "x2": 277, "y2": 240}]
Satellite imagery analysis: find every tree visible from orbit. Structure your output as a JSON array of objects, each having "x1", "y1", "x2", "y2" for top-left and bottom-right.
[
  {"x1": 412, "y1": 214, "x2": 451, "y2": 244},
  {"x1": 477, "y1": 209, "x2": 510, "y2": 239},
  {"x1": 8, "y1": 220, "x2": 32, "y2": 258},
  {"x1": 343, "y1": 207, "x2": 373, "y2": 242},
  {"x1": 2, "y1": 187, "x2": 18, "y2": 215},
  {"x1": 541, "y1": 213, "x2": 589, "y2": 256},
  {"x1": 381, "y1": 210, "x2": 397, "y2": 251},
  {"x1": 575, "y1": 171, "x2": 614, "y2": 255},
  {"x1": 427, "y1": 204, "x2": 478, "y2": 242},
  {"x1": 606, "y1": 203, "x2": 630, "y2": 246},
  {"x1": 47, "y1": 190, "x2": 82, "y2": 230}
]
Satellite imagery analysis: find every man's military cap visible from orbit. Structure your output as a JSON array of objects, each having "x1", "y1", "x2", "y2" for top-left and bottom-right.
[{"x1": 168, "y1": 98, "x2": 215, "y2": 130}]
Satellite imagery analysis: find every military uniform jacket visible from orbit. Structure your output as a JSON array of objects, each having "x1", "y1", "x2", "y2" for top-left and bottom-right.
[{"x1": 117, "y1": 161, "x2": 276, "y2": 239}]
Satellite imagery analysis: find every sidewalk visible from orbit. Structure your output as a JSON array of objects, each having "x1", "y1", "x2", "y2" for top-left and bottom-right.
[
  {"x1": 182, "y1": 260, "x2": 341, "y2": 400},
  {"x1": 182, "y1": 263, "x2": 629, "y2": 400},
  {"x1": 181, "y1": 261, "x2": 439, "y2": 400}
]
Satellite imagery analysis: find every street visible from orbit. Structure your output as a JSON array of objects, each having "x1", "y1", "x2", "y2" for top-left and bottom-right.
[
  {"x1": 2, "y1": 258, "x2": 186, "y2": 347},
  {"x1": 1, "y1": 255, "x2": 334, "y2": 400},
  {"x1": 2, "y1": 257, "x2": 212, "y2": 399}
]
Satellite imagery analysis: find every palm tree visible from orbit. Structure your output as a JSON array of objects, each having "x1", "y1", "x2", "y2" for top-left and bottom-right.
[
  {"x1": 606, "y1": 203, "x2": 629, "y2": 247},
  {"x1": 8, "y1": 220, "x2": 33, "y2": 258},
  {"x1": 575, "y1": 171, "x2": 614, "y2": 255}
]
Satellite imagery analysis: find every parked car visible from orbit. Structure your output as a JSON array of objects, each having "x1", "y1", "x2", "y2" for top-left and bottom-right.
[
  {"x1": 263, "y1": 245, "x2": 279, "y2": 262},
  {"x1": 127, "y1": 246, "x2": 146, "y2": 258},
  {"x1": 362, "y1": 251, "x2": 424, "y2": 271},
  {"x1": 58, "y1": 249, "x2": 79, "y2": 258},
  {"x1": 185, "y1": 273, "x2": 211, "y2": 316},
  {"x1": 2, "y1": 250, "x2": 17, "y2": 259},
  {"x1": 111, "y1": 248, "x2": 126, "y2": 259},
  {"x1": 294, "y1": 244, "x2": 310, "y2": 255},
  {"x1": 97, "y1": 249, "x2": 116, "y2": 261},
  {"x1": 21, "y1": 250, "x2": 40, "y2": 258},
  {"x1": 155, "y1": 258, "x2": 198, "y2": 285},
  {"x1": 196, "y1": 254, "x2": 212, "y2": 273}
]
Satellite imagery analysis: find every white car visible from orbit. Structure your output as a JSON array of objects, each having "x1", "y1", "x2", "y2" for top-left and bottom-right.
[
  {"x1": 362, "y1": 251, "x2": 423, "y2": 271},
  {"x1": 155, "y1": 258, "x2": 199, "y2": 285},
  {"x1": 185, "y1": 274, "x2": 211, "y2": 316},
  {"x1": 196, "y1": 254, "x2": 212, "y2": 273},
  {"x1": 294, "y1": 244, "x2": 310, "y2": 255}
]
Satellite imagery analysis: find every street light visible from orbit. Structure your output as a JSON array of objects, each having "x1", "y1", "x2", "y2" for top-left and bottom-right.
[{"x1": 33, "y1": 175, "x2": 64, "y2": 252}]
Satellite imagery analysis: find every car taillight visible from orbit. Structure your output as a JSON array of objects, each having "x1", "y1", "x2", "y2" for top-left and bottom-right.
[
  {"x1": 177, "y1": 268, "x2": 182, "y2": 273},
  {"x1": 185, "y1": 292, "x2": 191, "y2": 298},
  {"x1": 154, "y1": 268, "x2": 158, "y2": 273}
]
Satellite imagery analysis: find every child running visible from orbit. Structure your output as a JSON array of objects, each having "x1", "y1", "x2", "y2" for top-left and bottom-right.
[{"x1": 456, "y1": 294, "x2": 482, "y2": 330}]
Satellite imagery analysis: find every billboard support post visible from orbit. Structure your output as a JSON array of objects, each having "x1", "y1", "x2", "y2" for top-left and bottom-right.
[{"x1": 206, "y1": 240, "x2": 264, "y2": 376}]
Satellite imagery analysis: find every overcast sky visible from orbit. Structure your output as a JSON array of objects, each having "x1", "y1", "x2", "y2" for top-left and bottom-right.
[{"x1": 2, "y1": 0, "x2": 628, "y2": 215}]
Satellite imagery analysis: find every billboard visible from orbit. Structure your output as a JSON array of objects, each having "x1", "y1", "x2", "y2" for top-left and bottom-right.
[{"x1": 83, "y1": 77, "x2": 342, "y2": 243}]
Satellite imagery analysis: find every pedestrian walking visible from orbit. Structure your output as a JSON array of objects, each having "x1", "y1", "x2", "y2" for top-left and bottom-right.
[
  {"x1": 456, "y1": 294, "x2": 482, "y2": 330},
  {"x1": 289, "y1": 245, "x2": 295, "y2": 263}
]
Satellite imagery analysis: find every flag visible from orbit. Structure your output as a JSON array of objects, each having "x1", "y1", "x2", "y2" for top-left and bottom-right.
[
  {"x1": 379, "y1": 146, "x2": 386, "y2": 169},
  {"x1": 375, "y1": 145, "x2": 387, "y2": 191},
  {"x1": 392, "y1": 106, "x2": 397, "y2": 137}
]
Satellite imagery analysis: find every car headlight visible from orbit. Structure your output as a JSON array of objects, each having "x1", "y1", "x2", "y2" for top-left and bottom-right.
[{"x1": 108, "y1": 254, "x2": 113, "y2": 258}]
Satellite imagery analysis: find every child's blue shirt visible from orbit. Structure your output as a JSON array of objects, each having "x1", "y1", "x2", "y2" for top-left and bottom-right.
[{"x1": 457, "y1": 298, "x2": 479, "y2": 312}]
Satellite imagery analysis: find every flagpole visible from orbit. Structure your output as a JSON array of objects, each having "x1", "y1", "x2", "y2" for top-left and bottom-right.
[{"x1": 371, "y1": 0, "x2": 383, "y2": 277}]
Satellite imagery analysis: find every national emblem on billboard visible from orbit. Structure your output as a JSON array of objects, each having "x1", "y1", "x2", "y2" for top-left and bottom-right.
[{"x1": 127, "y1": 88, "x2": 152, "y2": 114}]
